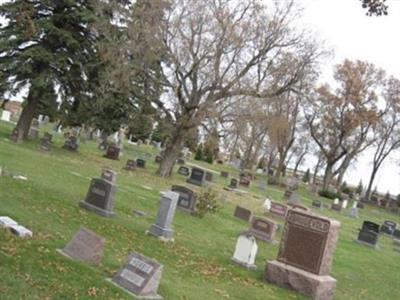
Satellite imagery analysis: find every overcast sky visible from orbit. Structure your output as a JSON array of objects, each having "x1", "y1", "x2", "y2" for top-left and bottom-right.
[{"x1": 295, "y1": 0, "x2": 400, "y2": 194}]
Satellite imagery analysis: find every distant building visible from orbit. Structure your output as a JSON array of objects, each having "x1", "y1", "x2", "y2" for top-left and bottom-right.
[{"x1": 1, "y1": 100, "x2": 23, "y2": 119}]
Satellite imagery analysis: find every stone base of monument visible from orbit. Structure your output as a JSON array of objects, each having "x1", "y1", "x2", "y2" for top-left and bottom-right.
[
  {"x1": 231, "y1": 257, "x2": 257, "y2": 270},
  {"x1": 265, "y1": 260, "x2": 336, "y2": 300},
  {"x1": 146, "y1": 225, "x2": 175, "y2": 242},
  {"x1": 106, "y1": 279, "x2": 163, "y2": 300},
  {"x1": 354, "y1": 239, "x2": 379, "y2": 249},
  {"x1": 79, "y1": 201, "x2": 115, "y2": 218}
]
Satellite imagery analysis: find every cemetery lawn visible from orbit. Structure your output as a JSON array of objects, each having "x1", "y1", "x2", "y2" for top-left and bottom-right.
[{"x1": 0, "y1": 121, "x2": 399, "y2": 300}]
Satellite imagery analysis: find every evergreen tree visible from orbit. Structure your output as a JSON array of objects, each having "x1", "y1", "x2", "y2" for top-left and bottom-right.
[
  {"x1": 302, "y1": 168, "x2": 311, "y2": 183},
  {"x1": 0, "y1": 1, "x2": 99, "y2": 141},
  {"x1": 194, "y1": 144, "x2": 203, "y2": 161},
  {"x1": 356, "y1": 180, "x2": 363, "y2": 195}
]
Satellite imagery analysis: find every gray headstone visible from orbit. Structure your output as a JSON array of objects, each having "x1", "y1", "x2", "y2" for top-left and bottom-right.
[
  {"x1": 79, "y1": 178, "x2": 116, "y2": 217},
  {"x1": 111, "y1": 252, "x2": 163, "y2": 299},
  {"x1": 186, "y1": 167, "x2": 206, "y2": 187},
  {"x1": 148, "y1": 191, "x2": 179, "y2": 241}
]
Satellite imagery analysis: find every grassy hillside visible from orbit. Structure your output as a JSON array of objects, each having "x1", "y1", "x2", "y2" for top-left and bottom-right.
[{"x1": 0, "y1": 121, "x2": 399, "y2": 300}]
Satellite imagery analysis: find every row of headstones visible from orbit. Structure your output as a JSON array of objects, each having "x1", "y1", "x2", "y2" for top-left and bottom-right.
[
  {"x1": 356, "y1": 220, "x2": 399, "y2": 249},
  {"x1": 232, "y1": 203, "x2": 340, "y2": 300}
]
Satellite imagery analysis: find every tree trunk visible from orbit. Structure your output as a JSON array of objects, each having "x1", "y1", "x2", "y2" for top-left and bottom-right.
[
  {"x1": 293, "y1": 152, "x2": 306, "y2": 175},
  {"x1": 322, "y1": 163, "x2": 334, "y2": 190},
  {"x1": 364, "y1": 167, "x2": 378, "y2": 202},
  {"x1": 229, "y1": 134, "x2": 239, "y2": 162},
  {"x1": 14, "y1": 92, "x2": 38, "y2": 141},
  {"x1": 312, "y1": 157, "x2": 321, "y2": 184},
  {"x1": 274, "y1": 153, "x2": 286, "y2": 182},
  {"x1": 157, "y1": 128, "x2": 186, "y2": 178}
]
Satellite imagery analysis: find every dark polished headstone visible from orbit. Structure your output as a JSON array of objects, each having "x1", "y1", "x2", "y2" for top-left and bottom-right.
[
  {"x1": 233, "y1": 206, "x2": 252, "y2": 222},
  {"x1": 269, "y1": 202, "x2": 289, "y2": 218},
  {"x1": 59, "y1": 227, "x2": 105, "y2": 265},
  {"x1": 186, "y1": 167, "x2": 206, "y2": 187},
  {"x1": 101, "y1": 168, "x2": 117, "y2": 184},
  {"x1": 104, "y1": 145, "x2": 120, "y2": 160},
  {"x1": 229, "y1": 178, "x2": 238, "y2": 189},
  {"x1": 357, "y1": 221, "x2": 379, "y2": 248},
  {"x1": 171, "y1": 185, "x2": 197, "y2": 214},
  {"x1": 111, "y1": 252, "x2": 164, "y2": 299},
  {"x1": 177, "y1": 166, "x2": 190, "y2": 176},
  {"x1": 205, "y1": 171, "x2": 213, "y2": 182},
  {"x1": 380, "y1": 220, "x2": 397, "y2": 235},
  {"x1": 79, "y1": 178, "x2": 116, "y2": 217},
  {"x1": 136, "y1": 158, "x2": 146, "y2": 168}
]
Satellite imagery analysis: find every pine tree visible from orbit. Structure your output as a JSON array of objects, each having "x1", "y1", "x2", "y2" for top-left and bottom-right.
[
  {"x1": 194, "y1": 144, "x2": 203, "y2": 161},
  {"x1": 356, "y1": 180, "x2": 363, "y2": 195},
  {"x1": 0, "y1": 1, "x2": 100, "y2": 141},
  {"x1": 302, "y1": 168, "x2": 310, "y2": 183}
]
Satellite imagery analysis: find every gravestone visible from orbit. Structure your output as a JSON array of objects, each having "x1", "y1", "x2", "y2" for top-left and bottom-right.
[
  {"x1": 1, "y1": 110, "x2": 11, "y2": 122},
  {"x1": 9, "y1": 224, "x2": 33, "y2": 238},
  {"x1": 393, "y1": 229, "x2": 400, "y2": 241},
  {"x1": 258, "y1": 179, "x2": 267, "y2": 191},
  {"x1": 40, "y1": 132, "x2": 53, "y2": 152},
  {"x1": 124, "y1": 159, "x2": 137, "y2": 171},
  {"x1": 171, "y1": 185, "x2": 197, "y2": 214},
  {"x1": 111, "y1": 252, "x2": 163, "y2": 300},
  {"x1": 220, "y1": 171, "x2": 229, "y2": 178},
  {"x1": 288, "y1": 192, "x2": 300, "y2": 205},
  {"x1": 98, "y1": 140, "x2": 108, "y2": 151},
  {"x1": 79, "y1": 177, "x2": 116, "y2": 217},
  {"x1": 269, "y1": 202, "x2": 289, "y2": 218},
  {"x1": 0, "y1": 216, "x2": 17, "y2": 228},
  {"x1": 356, "y1": 221, "x2": 380, "y2": 248},
  {"x1": 331, "y1": 199, "x2": 341, "y2": 212},
  {"x1": 155, "y1": 155, "x2": 163, "y2": 163},
  {"x1": 233, "y1": 206, "x2": 252, "y2": 222},
  {"x1": 186, "y1": 167, "x2": 206, "y2": 187},
  {"x1": 312, "y1": 200, "x2": 322, "y2": 209},
  {"x1": 342, "y1": 199, "x2": 348, "y2": 209},
  {"x1": 148, "y1": 191, "x2": 179, "y2": 241},
  {"x1": 28, "y1": 119, "x2": 40, "y2": 139},
  {"x1": 101, "y1": 168, "x2": 117, "y2": 184},
  {"x1": 348, "y1": 202, "x2": 359, "y2": 218},
  {"x1": 357, "y1": 202, "x2": 365, "y2": 209},
  {"x1": 263, "y1": 198, "x2": 272, "y2": 211},
  {"x1": 239, "y1": 177, "x2": 251, "y2": 188},
  {"x1": 136, "y1": 158, "x2": 146, "y2": 168},
  {"x1": 205, "y1": 171, "x2": 213, "y2": 182},
  {"x1": 247, "y1": 217, "x2": 277, "y2": 243},
  {"x1": 58, "y1": 227, "x2": 105, "y2": 265},
  {"x1": 62, "y1": 136, "x2": 79, "y2": 151},
  {"x1": 231, "y1": 233, "x2": 258, "y2": 270},
  {"x1": 176, "y1": 158, "x2": 185, "y2": 165},
  {"x1": 229, "y1": 178, "x2": 238, "y2": 189},
  {"x1": 283, "y1": 189, "x2": 293, "y2": 200},
  {"x1": 10, "y1": 128, "x2": 20, "y2": 143},
  {"x1": 104, "y1": 145, "x2": 120, "y2": 160},
  {"x1": 177, "y1": 166, "x2": 190, "y2": 176},
  {"x1": 266, "y1": 210, "x2": 340, "y2": 300},
  {"x1": 380, "y1": 220, "x2": 397, "y2": 235}
]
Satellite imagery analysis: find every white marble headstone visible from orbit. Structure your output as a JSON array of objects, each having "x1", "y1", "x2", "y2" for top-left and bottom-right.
[
  {"x1": 0, "y1": 216, "x2": 17, "y2": 228},
  {"x1": 342, "y1": 199, "x2": 348, "y2": 209},
  {"x1": 1, "y1": 110, "x2": 11, "y2": 122},
  {"x1": 333, "y1": 198, "x2": 339, "y2": 205},
  {"x1": 231, "y1": 234, "x2": 258, "y2": 269},
  {"x1": 352, "y1": 201, "x2": 358, "y2": 209},
  {"x1": 263, "y1": 198, "x2": 272, "y2": 211}
]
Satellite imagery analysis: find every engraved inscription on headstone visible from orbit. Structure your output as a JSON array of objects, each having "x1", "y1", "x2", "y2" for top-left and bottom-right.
[
  {"x1": 111, "y1": 252, "x2": 163, "y2": 299},
  {"x1": 59, "y1": 227, "x2": 105, "y2": 265}
]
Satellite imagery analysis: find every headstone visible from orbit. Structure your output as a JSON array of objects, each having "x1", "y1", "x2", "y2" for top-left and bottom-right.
[
  {"x1": 40, "y1": 132, "x2": 53, "y2": 152},
  {"x1": 286, "y1": 177, "x2": 299, "y2": 191},
  {"x1": 357, "y1": 202, "x2": 365, "y2": 209},
  {"x1": 10, "y1": 127, "x2": 20, "y2": 143},
  {"x1": 263, "y1": 198, "x2": 272, "y2": 211},
  {"x1": 356, "y1": 221, "x2": 380, "y2": 248},
  {"x1": 171, "y1": 185, "x2": 197, "y2": 214},
  {"x1": 258, "y1": 179, "x2": 267, "y2": 191},
  {"x1": 104, "y1": 145, "x2": 120, "y2": 160},
  {"x1": 0, "y1": 216, "x2": 17, "y2": 228},
  {"x1": 148, "y1": 191, "x2": 179, "y2": 241},
  {"x1": 247, "y1": 217, "x2": 277, "y2": 243},
  {"x1": 229, "y1": 178, "x2": 238, "y2": 189},
  {"x1": 342, "y1": 199, "x2": 348, "y2": 209},
  {"x1": 101, "y1": 168, "x2": 117, "y2": 184},
  {"x1": 62, "y1": 136, "x2": 79, "y2": 151},
  {"x1": 177, "y1": 166, "x2": 190, "y2": 176},
  {"x1": 220, "y1": 171, "x2": 229, "y2": 178},
  {"x1": 28, "y1": 119, "x2": 40, "y2": 139},
  {"x1": 331, "y1": 199, "x2": 341, "y2": 212},
  {"x1": 124, "y1": 159, "x2": 137, "y2": 171},
  {"x1": 393, "y1": 229, "x2": 400, "y2": 241},
  {"x1": 136, "y1": 158, "x2": 146, "y2": 169},
  {"x1": 111, "y1": 252, "x2": 163, "y2": 300},
  {"x1": 79, "y1": 178, "x2": 116, "y2": 217},
  {"x1": 58, "y1": 227, "x2": 105, "y2": 265},
  {"x1": 98, "y1": 140, "x2": 108, "y2": 151},
  {"x1": 288, "y1": 192, "x2": 300, "y2": 205},
  {"x1": 312, "y1": 200, "x2": 322, "y2": 209},
  {"x1": 205, "y1": 171, "x2": 213, "y2": 182},
  {"x1": 239, "y1": 177, "x2": 250, "y2": 188},
  {"x1": 269, "y1": 202, "x2": 289, "y2": 218},
  {"x1": 231, "y1": 233, "x2": 258, "y2": 270},
  {"x1": 283, "y1": 189, "x2": 293, "y2": 199},
  {"x1": 266, "y1": 210, "x2": 340, "y2": 300},
  {"x1": 155, "y1": 155, "x2": 163, "y2": 163},
  {"x1": 176, "y1": 158, "x2": 185, "y2": 165},
  {"x1": 380, "y1": 220, "x2": 397, "y2": 235},
  {"x1": 233, "y1": 206, "x2": 252, "y2": 222},
  {"x1": 1, "y1": 110, "x2": 11, "y2": 122},
  {"x1": 186, "y1": 167, "x2": 206, "y2": 187},
  {"x1": 289, "y1": 204, "x2": 309, "y2": 211},
  {"x1": 9, "y1": 224, "x2": 33, "y2": 238}
]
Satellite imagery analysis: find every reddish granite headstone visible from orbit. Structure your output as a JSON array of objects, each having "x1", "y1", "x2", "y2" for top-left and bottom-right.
[
  {"x1": 248, "y1": 217, "x2": 277, "y2": 243},
  {"x1": 269, "y1": 202, "x2": 289, "y2": 218},
  {"x1": 266, "y1": 210, "x2": 340, "y2": 300}
]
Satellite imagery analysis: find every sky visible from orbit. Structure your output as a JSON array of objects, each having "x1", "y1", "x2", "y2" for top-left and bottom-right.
[{"x1": 294, "y1": 0, "x2": 400, "y2": 194}]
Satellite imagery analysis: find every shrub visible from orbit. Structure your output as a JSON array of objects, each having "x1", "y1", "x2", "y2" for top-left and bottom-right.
[
  {"x1": 195, "y1": 188, "x2": 220, "y2": 218},
  {"x1": 318, "y1": 189, "x2": 341, "y2": 200},
  {"x1": 194, "y1": 144, "x2": 203, "y2": 161}
]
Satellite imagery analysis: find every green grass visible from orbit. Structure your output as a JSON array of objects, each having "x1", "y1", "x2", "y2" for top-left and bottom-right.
[{"x1": 0, "y1": 120, "x2": 399, "y2": 300}]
